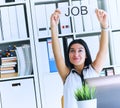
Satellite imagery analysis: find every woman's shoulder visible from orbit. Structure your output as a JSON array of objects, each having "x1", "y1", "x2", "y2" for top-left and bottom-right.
[{"x1": 83, "y1": 64, "x2": 100, "y2": 79}]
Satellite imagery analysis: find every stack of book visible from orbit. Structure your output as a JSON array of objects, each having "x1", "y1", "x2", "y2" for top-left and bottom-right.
[{"x1": 0, "y1": 56, "x2": 18, "y2": 78}]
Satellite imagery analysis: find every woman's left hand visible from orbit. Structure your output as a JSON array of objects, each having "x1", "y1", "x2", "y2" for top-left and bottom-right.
[{"x1": 95, "y1": 9, "x2": 109, "y2": 28}]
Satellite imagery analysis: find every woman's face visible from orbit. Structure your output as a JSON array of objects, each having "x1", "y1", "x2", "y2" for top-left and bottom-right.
[{"x1": 69, "y1": 43, "x2": 86, "y2": 66}]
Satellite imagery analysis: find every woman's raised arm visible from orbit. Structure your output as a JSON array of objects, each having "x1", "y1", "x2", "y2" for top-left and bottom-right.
[
  {"x1": 92, "y1": 9, "x2": 109, "y2": 73},
  {"x1": 50, "y1": 10, "x2": 69, "y2": 82}
]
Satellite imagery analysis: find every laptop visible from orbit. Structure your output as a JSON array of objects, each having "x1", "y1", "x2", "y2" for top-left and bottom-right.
[{"x1": 85, "y1": 75, "x2": 120, "y2": 108}]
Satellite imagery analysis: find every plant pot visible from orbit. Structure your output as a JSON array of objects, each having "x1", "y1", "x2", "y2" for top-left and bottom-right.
[{"x1": 77, "y1": 98, "x2": 97, "y2": 108}]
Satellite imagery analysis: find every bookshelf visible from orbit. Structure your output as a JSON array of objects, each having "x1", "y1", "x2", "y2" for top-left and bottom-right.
[{"x1": 0, "y1": 0, "x2": 39, "y2": 108}]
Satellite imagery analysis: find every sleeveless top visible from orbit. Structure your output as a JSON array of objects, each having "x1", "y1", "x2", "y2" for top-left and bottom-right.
[{"x1": 63, "y1": 65, "x2": 99, "y2": 108}]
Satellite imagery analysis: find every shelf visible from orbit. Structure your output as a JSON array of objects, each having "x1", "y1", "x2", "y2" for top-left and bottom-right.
[
  {"x1": 0, "y1": 1, "x2": 26, "y2": 7},
  {"x1": 0, "y1": 74, "x2": 34, "y2": 81}
]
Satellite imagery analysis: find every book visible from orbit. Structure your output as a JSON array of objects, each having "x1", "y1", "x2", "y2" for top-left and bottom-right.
[{"x1": 1, "y1": 56, "x2": 17, "y2": 63}]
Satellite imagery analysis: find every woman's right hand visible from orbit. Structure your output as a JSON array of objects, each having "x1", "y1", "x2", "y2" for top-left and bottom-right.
[{"x1": 50, "y1": 9, "x2": 61, "y2": 29}]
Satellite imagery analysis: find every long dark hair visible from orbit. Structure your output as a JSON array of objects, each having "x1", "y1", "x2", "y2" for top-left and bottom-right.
[{"x1": 65, "y1": 39, "x2": 92, "y2": 69}]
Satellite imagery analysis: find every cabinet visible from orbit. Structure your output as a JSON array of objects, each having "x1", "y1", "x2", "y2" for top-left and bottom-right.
[{"x1": 0, "y1": 77, "x2": 37, "y2": 108}]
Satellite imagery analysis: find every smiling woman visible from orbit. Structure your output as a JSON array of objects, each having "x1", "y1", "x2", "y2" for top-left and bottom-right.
[{"x1": 50, "y1": 8, "x2": 109, "y2": 108}]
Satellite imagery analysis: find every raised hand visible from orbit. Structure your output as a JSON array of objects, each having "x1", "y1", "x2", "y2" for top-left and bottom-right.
[
  {"x1": 95, "y1": 9, "x2": 109, "y2": 28},
  {"x1": 50, "y1": 9, "x2": 61, "y2": 29}
]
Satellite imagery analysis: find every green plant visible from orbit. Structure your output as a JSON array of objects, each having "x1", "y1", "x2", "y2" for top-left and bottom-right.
[{"x1": 74, "y1": 84, "x2": 96, "y2": 101}]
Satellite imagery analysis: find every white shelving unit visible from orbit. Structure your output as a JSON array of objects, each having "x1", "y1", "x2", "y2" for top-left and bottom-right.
[{"x1": 0, "y1": 0, "x2": 40, "y2": 108}]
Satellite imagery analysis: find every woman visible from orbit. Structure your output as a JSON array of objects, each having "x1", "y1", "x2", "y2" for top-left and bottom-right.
[{"x1": 50, "y1": 9, "x2": 109, "y2": 108}]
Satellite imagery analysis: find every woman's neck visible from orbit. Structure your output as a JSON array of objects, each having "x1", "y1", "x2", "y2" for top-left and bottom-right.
[{"x1": 74, "y1": 64, "x2": 84, "y2": 74}]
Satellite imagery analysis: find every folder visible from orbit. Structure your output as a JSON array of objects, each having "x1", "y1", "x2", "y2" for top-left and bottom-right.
[
  {"x1": 35, "y1": 4, "x2": 48, "y2": 38},
  {"x1": 72, "y1": 1, "x2": 84, "y2": 33},
  {"x1": 16, "y1": 5, "x2": 28, "y2": 39},
  {"x1": 80, "y1": 0, "x2": 92, "y2": 32},
  {"x1": 8, "y1": 6, "x2": 19, "y2": 39},
  {"x1": 58, "y1": 2, "x2": 72, "y2": 34},
  {"x1": 0, "y1": 7, "x2": 11, "y2": 41},
  {"x1": 45, "y1": 3, "x2": 56, "y2": 36}
]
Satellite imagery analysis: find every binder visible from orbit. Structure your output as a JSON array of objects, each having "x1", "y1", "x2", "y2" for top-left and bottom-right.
[
  {"x1": 8, "y1": 6, "x2": 19, "y2": 39},
  {"x1": 16, "y1": 5, "x2": 28, "y2": 39},
  {"x1": 108, "y1": 0, "x2": 120, "y2": 29},
  {"x1": 0, "y1": 7, "x2": 11, "y2": 41},
  {"x1": 0, "y1": 14, "x2": 3, "y2": 41},
  {"x1": 15, "y1": 44, "x2": 32, "y2": 76},
  {"x1": 116, "y1": 0, "x2": 120, "y2": 24},
  {"x1": 15, "y1": 46, "x2": 26, "y2": 76},
  {"x1": 67, "y1": 37, "x2": 73, "y2": 46},
  {"x1": 47, "y1": 39, "x2": 57, "y2": 73},
  {"x1": 45, "y1": 3, "x2": 56, "y2": 36},
  {"x1": 22, "y1": 44, "x2": 32, "y2": 75},
  {"x1": 35, "y1": 4, "x2": 48, "y2": 38},
  {"x1": 89, "y1": 0, "x2": 100, "y2": 31},
  {"x1": 112, "y1": 32, "x2": 120, "y2": 65},
  {"x1": 59, "y1": 38, "x2": 64, "y2": 58},
  {"x1": 80, "y1": 0, "x2": 92, "y2": 32},
  {"x1": 58, "y1": 2, "x2": 72, "y2": 34},
  {"x1": 37, "y1": 41, "x2": 50, "y2": 73},
  {"x1": 72, "y1": 1, "x2": 84, "y2": 33}
]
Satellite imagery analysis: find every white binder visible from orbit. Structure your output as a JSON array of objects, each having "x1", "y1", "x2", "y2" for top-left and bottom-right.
[
  {"x1": 58, "y1": 2, "x2": 72, "y2": 35},
  {"x1": 89, "y1": 0, "x2": 100, "y2": 31},
  {"x1": 16, "y1": 5, "x2": 28, "y2": 39},
  {"x1": 108, "y1": 0, "x2": 120, "y2": 29},
  {"x1": 0, "y1": 7, "x2": 11, "y2": 41},
  {"x1": 80, "y1": 0, "x2": 92, "y2": 32},
  {"x1": 45, "y1": 3, "x2": 56, "y2": 36},
  {"x1": 8, "y1": 6, "x2": 19, "y2": 39},
  {"x1": 72, "y1": 1, "x2": 84, "y2": 33},
  {"x1": 35, "y1": 4, "x2": 48, "y2": 38}
]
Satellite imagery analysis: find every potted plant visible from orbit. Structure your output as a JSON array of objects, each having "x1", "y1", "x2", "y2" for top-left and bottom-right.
[{"x1": 74, "y1": 84, "x2": 97, "y2": 108}]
